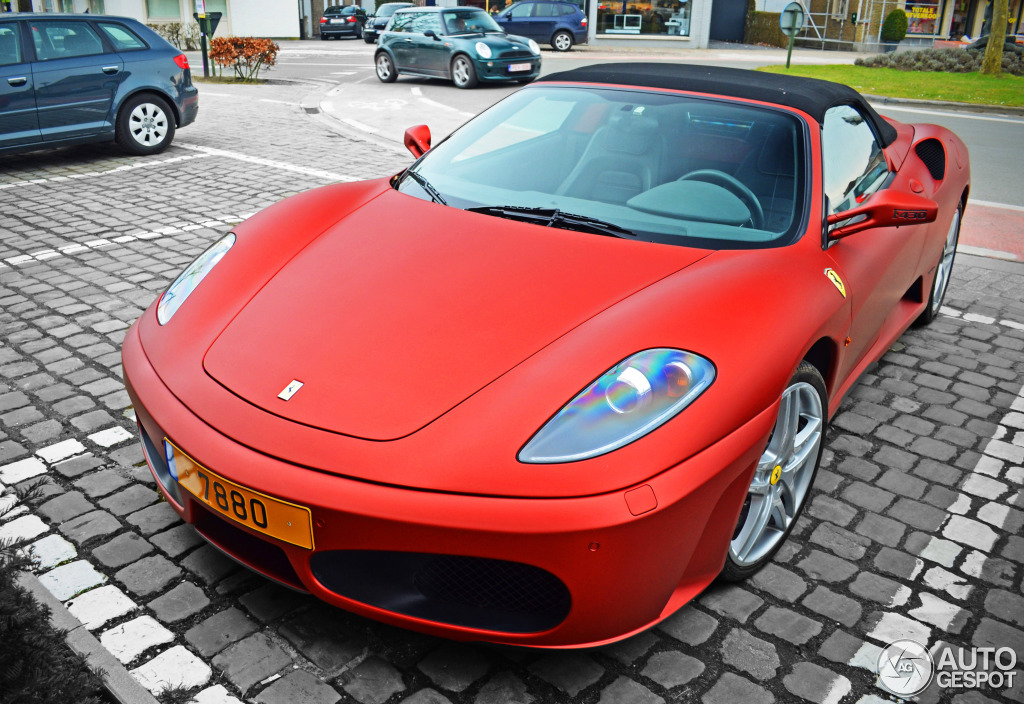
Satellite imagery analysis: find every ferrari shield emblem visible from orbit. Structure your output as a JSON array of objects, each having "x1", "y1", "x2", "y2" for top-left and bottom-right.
[
  {"x1": 278, "y1": 380, "x2": 304, "y2": 401},
  {"x1": 824, "y1": 268, "x2": 846, "y2": 298}
]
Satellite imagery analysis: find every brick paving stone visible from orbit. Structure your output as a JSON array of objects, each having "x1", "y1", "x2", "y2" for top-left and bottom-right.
[
  {"x1": 984, "y1": 590, "x2": 1024, "y2": 627},
  {"x1": 403, "y1": 690, "x2": 453, "y2": 704},
  {"x1": 27, "y1": 533, "x2": 76, "y2": 570},
  {"x1": 182, "y1": 544, "x2": 240, "y2": 586},
  {"x1": 0, "y1": 456, "x2": 47, "y2": 483},
  {"x1": 806, "y1": 495, "x2": 858, "y2": 527},
  {"x1": 909, "y1": 592, "x2": 970, "y2": 633},
  {"x1": 100, "y1": 615, "x2": 174, "y2": 664},
  {"x1": 749, "y1": 563, "x2": 808, "y2": 601},
  {"x1": 754, "y1": 606, "x2": 823, "y2": 645},
  {"x1": 98, "y1": 484, "x2": 158, "y2": 516},
  {"x1": 783, "y1": 663, "x2": 850, "y2": 704},
  {"x1": 656, "y1": 604, "x2": 718, "y2": 645},
  {"x1": 91, "y1": 531, "x2": 153, "y2": 568},
  {"x1": 127, "y1": 501, "x2": 181, "y2": 535},
  {"x1": 833, "y1": 411, "x2": 879, "y2": 436},
  {"x1": 876, "y1": 469, "x2": 928, "y2": 498},
  {"x1": 71, "y1": 410, "x2": 117, "y2": 433},
  {"x1": 528, "y1": 652, "x2": 604, "y2": 697},
  {"x1": 842, "y1": 482, "x2": 896, "y2": 512},
  {"x1": 914, "y1": 458, "x2": 962, "y2": 486},
  {"x1": 53, "y1": 453, "x2": 104, "y2": 478},
  {"x1": 972, "y1": 617, "x2": 1024, "y2": 655},
  {"x1": 212, "y1": 633, "x2": 293, "y2": 693},
  {"x1": 148, "y1": 580, "x2": 210, "y2": 623},
  {"x1": 961, "y1": 551, "x2": 1015, "y2": 588},
  {"x1": 797, "y1": 550, "x2": 858, "y2": 583},
  {"x1": 943, "y1": 515, "x2": 999, "y2": 552},
  {"x1": 802, "y1": 586, "x2": 862, "y2": 628},
  {"x1": 809, "y1": 522, "x2": 871, "y2": 560},
  {"x1": 20, "y1": 419, "x2": 63, "y2": 444},
  {"x1": 873, "y1": 547, "x2": 923, "y2": 580},
  {"x1": 854, "y1": 512, "x2": 906, "y2": 547},
  {"x1": 131, "y1": 645, "x2": 212, "y2": 695},
  {"x1": 66, "y1": 584, "x2": 137, "y2": 630},
  {"x1": 73, "y1": 468, "x2": 130, "y2": 498},
  {"x1": 59, "y1": 509, "x2": 121, "y2": 545},
  {"x1": 888, "y1": 498, "x2": 950, "y2": 531},
  {"x1": 599, "y1": 631, "x2": 658, "y2": 665},
  {"x1": 0, "y1": 514, "x2": 48, "y2": 543},
  {"x1": 699, "y1": 585, "x2": 764, "y2": 623},
  {"x1": 474, "y1": 671, "x2": 532, "y2": 704},
  {"x1": 962, "y1": 474, "x2": 1009, "y2": 500},
  {"x1": 115, "y1": 554, "x2": 182, "y2": 597},
  {"x1": 418, "y1": 644, "x2": 490, "y2": 693},
  {"x1": 701, "y1": 672, "x2": 774, "y2": 704},
  {"x1": 38, "y1": 490, "x2": 93, "y2": 523},
  {"x1": 185, "y1": 607, "x2": 259, "y2": 657},
  {"x1": 720, "y1": 628, "x2": 780, "y2": 680},
  {"x1": 240, "y1": 582, "x2": 309, "y2": 623},
  {"x1": 53, "y1": 395, "x2": 96, "y2": 416},
  {"x1": 817, "y1": 630, "x2": 873, "y2": 669},
  {"x1": 865, "y1": 611, "x2": 931, "y2": 644},
  {"x1": 836, "y1": 458, "x2": 882, "y2": 482},
  {"x1": 254, "y1": 670, "x2": 340, "y2": 704},
  {"x1": 641, "y1": 651, "x2": 704, "y2": 688},
  {"x1": 596, "y1": 677, "x2": 664, "y2": 704},
  {"x1": 908, "y1": 533, "x2": 962, "y2": 568},
  {"x1": 830, "y1": 434, "x2": 873, "y2": 456},
  {"x1": 341, "y1": 655, "x2": 407, "y2": 704},
  {"x1": 277, "y1": 606, "x2": 367, "y2": 672},
  {"x1": 150, "y1": 522, "x2": 204, "y2": 558},
  {"x1": 38, "y1": 559, "x2": 107, "y2": 600}
]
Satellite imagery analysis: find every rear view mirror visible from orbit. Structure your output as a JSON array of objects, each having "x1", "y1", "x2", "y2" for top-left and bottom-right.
[
  {"x1": 424, "y1": 29, "x2": 439, "y2": 39},
  {"x1": 827, "y1": 189, "x2": 938, "y2": 240},
  {"x1": 404, "y1": 124, "x2": 431, "y2": 158}
]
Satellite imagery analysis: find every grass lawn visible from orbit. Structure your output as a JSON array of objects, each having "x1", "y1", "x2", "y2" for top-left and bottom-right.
[{"x1": 758, "y1": 64, "x2": 1024, "y2": 107}]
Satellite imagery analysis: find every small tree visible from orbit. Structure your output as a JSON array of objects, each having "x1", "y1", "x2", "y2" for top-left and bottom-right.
[
  {"x1": 980, "y1": 0, "x2": 1010, "y2": 75},
  {"x1": 880, "y1": 8, "x2": 908, "y2": 42},
  {"x1": 209, "y1": 37, "x2": 280, "y2": 81}
]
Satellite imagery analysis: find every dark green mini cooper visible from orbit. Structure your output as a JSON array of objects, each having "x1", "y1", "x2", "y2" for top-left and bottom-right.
[{"x1": 375, "y1": 7, "x2": 542, "y2": 89}]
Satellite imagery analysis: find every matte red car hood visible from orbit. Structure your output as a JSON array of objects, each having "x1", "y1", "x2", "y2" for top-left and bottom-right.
[{"x1": 203, "y1": 191, "x2": 709, "y2": 440}]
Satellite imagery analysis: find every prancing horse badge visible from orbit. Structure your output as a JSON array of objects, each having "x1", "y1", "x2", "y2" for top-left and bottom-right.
[
  {"x1": 278, "y1": 380, "x2": 304, "y2": 401},
  {"x1": 824, "y1": 268, "x2": 846, "y2": 298}
]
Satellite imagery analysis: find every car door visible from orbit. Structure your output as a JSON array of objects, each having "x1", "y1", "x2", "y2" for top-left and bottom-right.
[
  {"x1": 499, "y1": 2, "x2": 535, "y2": 37},
  {"x1": 30, "y1": 19, "x2": 124, "y2": 142},
  {"x1": 389, "y1": 11, "x2": 419, "y2": 69},
  {"x1": 415, "y1": 13, "x2": 447, "y2": 74},
  {"x1": 822, "y1": 104, "x2": 927, "y2": 380},
  {"x1": 0, "y1": 20, "x2": 41, "y2": 148},
  {"x1": 527, "y1": 2, "x2": 560, "y2": 41}
]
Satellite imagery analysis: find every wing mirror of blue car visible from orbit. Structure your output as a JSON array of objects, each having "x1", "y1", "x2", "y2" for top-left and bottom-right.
[
  {"x1": 827, "y1": 189, "x2": 938, "y2": 240},
  {"x1": 404, "y1": 124, "x2": 432, "y2": 158},
  {"x1": 424, "y1": 29, "x2": 440, "y2": 39}
]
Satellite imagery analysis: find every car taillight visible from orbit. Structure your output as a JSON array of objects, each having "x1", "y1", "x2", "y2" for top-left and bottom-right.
[
  {"x1": 173, "y1": 54, "x2": 189, "y2": 70},
  {"x1": 581, "y1": 17, "x2": 587, "y2": 26},
  {"x1": 320, "y1": 16, "x2": 327, "y2": 23},
  {"x1": 347, "y1": 16, "x2": 356, "y2": 22}
]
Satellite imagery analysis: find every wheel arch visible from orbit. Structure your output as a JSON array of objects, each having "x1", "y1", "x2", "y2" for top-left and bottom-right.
[
  {"x1": 117, "y1": 88, "x2": 181, "y2": 127},
  {"x1": 802, "y1": 336, "x2": 838, "y2": 401}
]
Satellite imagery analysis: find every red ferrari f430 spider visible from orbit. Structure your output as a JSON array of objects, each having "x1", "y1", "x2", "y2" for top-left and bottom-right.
[{"x1": 123, "y1": 63, "x2": 969, "y2": 647}]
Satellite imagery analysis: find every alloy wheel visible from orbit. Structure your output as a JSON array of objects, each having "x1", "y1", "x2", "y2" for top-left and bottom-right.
[
  {"x1": 930, "y1": 207, "x2": 960, "y2": 316},
  {"x1": 128, "y1": 102, "x2": 169, "y2": 147}
]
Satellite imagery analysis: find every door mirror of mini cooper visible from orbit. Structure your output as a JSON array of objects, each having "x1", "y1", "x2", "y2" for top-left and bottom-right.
[
  {"x1": 424, "y1": 29, "x2": 439, "y2": 39},
  {"x1": 827, "y1": 189, "x2": 938, "y2": 240},
  {"x1": 404, "y1": 124, "x2": 432, "y2": 158}
]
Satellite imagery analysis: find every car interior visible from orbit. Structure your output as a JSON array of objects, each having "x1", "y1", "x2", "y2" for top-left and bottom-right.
[{"x1": 416, "y1": 88, "x2": 805, "y2": 246}]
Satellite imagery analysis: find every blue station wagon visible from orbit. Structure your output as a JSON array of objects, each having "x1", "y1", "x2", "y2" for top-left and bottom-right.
[
  {"x1": 494, "y1": 0, "x2": 588, "y2": 51},
  {"x1": 0, "y1": 14, "x2": 198, "y2": 157}
]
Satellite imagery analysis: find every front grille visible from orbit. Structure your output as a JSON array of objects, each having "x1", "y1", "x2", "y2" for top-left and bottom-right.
[
  {"x1": 311, "y1": 550, "x2": 571, "y2": 633},
  {"x1": 498, "y1": 49, "x2": 533, "y2": 59},
  {"x1": 914, "y1": 139, "x2": 945, "y2": 181}
]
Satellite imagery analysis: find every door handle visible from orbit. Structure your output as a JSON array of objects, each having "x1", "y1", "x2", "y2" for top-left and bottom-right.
[
  {"x1": 404, "y1": 37, "x2": 413, "y2": 41},
  {"x1": 7, "y1": 76, "x2": 27, "y2": 86},
  {"x1": 102, "y1": 65, "x2": 119, "y2": 74}
]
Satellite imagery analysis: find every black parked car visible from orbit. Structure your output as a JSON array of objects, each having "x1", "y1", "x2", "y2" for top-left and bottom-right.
[
  {"x1": 320, "y1": 5, "x2": 368, "y2": 40},
  {"x1": 364, "y1": 2, "x2": 414, "y2": 43}
]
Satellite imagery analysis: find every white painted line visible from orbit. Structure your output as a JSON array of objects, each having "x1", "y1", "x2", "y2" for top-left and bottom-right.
[
  {"x1": 176, "y1": 143, "x2": 358, "y2": 182},
  {"x1": 38, "y1": 560, "x2": 107, "y2": 601},
  {"x1": 28, "y1": 534, "x2": 77, "y2": 571},
  {"x1": 37, "y1": 439, "x2": 86, "y2": 464},
  {"x1": 0, "y1": 457, "x2": 48, "y2": 484},
  {"x1": 0, "y1": 515, "x2": 47, "y2": 543},
  {"x1": 411, "y1": 86, "x2": 423, "y2": 96},
  {"x1": 339, "y1": 117, "x2": 381, "y2": 134},
  {"x1": 971, "y1": 199, "x2": 1024, "y2": 212},
  {"x1": 131, "y1": 646, "x2": 212, "y2": 694},
  {"x1": 871, "y1": 103, "x2": 1024, "y2": 124},
  {"x1": 417, "y1": 95, "x2": 461, "y2": 113},
  {"x1": 259, "y1": 98, "x2": 295, "y2": 105},
  {"x1": 0, "y1": 153, "x2": 213, "y2": 191},
  {"x1": 66, "y1": 585, "x2": 138, "y2": 630},
  {"x1": 100, "y1": 616, "x2": 175, "y2": 664},
  {"x1": 88, "y1": 427, "x2": 134, "y2": 448}
]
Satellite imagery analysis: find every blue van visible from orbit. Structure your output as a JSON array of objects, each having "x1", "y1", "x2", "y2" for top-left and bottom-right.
[{"x1": 494, "y1": 1, "x2": 588, "y2": 51}]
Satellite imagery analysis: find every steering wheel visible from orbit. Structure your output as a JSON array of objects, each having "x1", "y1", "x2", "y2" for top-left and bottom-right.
[{"x1": 679, "y1": 169, "x2": 765, "y2": 230}]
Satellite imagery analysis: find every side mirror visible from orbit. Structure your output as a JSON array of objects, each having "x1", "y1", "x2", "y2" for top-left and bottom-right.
[
  {"x1": 424, "y1": 29, "x2": 439, "y2": 39},
  {"x1": 404, "y1": 124, "x2": 431, "y2": 158},
  {"x1": 827, "y1": 189, "x2": 938, "y2": 240}
]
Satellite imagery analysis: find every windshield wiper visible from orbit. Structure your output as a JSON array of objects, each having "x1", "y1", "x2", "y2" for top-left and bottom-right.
[
  {"x1": 465, "y1": 206, "x2": 636, "y2": 238},
  {"x1": 404, "y1": 171, "x2": 447, "y2": 205}
]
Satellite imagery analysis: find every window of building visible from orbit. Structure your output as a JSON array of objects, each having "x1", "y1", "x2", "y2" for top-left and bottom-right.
[
  {"x1": 597, "y1": 0, "x2": 689, "y2": 37},
  {"x1": 906, "y1": 0, "x2": 941, "y2": 33},
  {"x1": 822, "y1": 105, "x2": 888, "y2": 215},
  {"x1": 146, "y1": 0, "x2": 181, "y2": 20}
]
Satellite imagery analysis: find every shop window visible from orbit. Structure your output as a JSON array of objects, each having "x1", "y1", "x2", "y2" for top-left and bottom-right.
[
  {"x1": 597, "y1": 0, "x2": 689, "y2": 36},
  {"x1": 146, "y1": 0, "x2": 181, "y2": 19},
  {"x1": 906, "y1": 0, "x2": 940, "y2": 33}
]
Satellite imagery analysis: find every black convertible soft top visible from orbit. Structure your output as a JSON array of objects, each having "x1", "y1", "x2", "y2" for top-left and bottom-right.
[{"x1": 537, "y1": 63, "x2": 897, "y2": 147}]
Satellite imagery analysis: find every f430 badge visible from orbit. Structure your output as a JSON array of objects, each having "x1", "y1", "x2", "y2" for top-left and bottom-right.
[{"x1": 824, "y1": 268, "x2": 846, "y2": 298}]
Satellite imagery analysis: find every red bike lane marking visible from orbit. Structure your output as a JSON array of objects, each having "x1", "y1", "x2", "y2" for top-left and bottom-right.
[{"x1": 960, "y1": 204, "x2": 1023, "y2": 261}]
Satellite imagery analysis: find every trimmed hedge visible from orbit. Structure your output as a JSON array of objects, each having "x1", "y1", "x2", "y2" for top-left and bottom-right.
[
  {"x1": 880, "y1": 8, "x2": 908, "y2": 42},
  {"x1": 855, "y1": 47, "x2": 1024, "y2": 75}
]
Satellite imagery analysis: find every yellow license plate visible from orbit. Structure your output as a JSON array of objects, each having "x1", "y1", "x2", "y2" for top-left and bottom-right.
[{"x1": 168, "y1": 441, "x2": 314, "y2": 550}]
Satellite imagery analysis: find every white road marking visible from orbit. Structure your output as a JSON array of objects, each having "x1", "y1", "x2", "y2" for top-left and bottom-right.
[
  {"x1": 957, "y1": 244, "x2": 1019, "y2": 261},
  {"x1": 971, "y1": 199, "x2": 1024, "y2": 212},
  {"x1": 0, "y1": 153, "x2": 213, "y2": 192},
  {"x1": 258, "y1": 98, "x2": 295, "y2": 105},
  {"x1": 176, "y1": 143, "x2": 358, "y2": 182},
  {"x1": 339, "y1": 117, "x2": 381, "y2": 133}
]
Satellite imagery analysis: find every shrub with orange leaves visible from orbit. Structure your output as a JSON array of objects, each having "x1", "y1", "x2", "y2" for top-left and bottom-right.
[{"x1": 209, "y1": 37, "x2": 280, "y2": 81}]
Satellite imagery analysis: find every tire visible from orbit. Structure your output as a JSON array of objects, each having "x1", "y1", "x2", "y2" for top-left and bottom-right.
[
  {"x1": 375, "y1": 52, "x2": 398, "y2": 83},
  {"x1": 552, "y1": 30, "x2": 573, "y2": 51},
  {"x1": 720, "y1": 361, "x2": 827, "y2": 582},
  {"x1": 450, "y1": 55, "x2": 478, "y2": 89},
  {"x1": 363, "y1": 33, "x2": 376, "y2": 43},
  {"x1": 115, "y1": 93, "x2": 176, "y2": 156},
  {"x1": 320, "y1": 33, "x2": 329, "y2": 40},
  {"x1": 915, "y1": 203, "x2": 962, "y2": 327},
  {"x1": 354, "y1": 24, "x2": 363, "y2": 39}
]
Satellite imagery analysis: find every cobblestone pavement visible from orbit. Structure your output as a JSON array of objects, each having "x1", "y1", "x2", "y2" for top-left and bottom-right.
[{"x1": 2, "y1": 78, "x2": 1023, "y2": 704}]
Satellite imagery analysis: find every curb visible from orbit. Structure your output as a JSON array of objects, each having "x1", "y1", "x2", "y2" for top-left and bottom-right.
[
  {"x1": 16, "y1": 572, "x2": 160, "y2": 704},
  {"x1": 864, "y1": 93, "x2": 1024, "y2": 116}
]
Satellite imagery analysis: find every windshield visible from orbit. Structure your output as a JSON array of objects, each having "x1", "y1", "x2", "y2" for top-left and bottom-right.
[
  {"x1": 442, "y1": 9, "x2": 503, "y2": 34},
  {"x1": 377, "y1": 3, "x2": 408, "y2": 17},
  {"x1": 398, "y1": 86, "x2": 807, "y2": 249}
]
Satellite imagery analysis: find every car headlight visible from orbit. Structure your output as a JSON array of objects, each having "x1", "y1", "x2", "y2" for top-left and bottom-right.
[
  {"x1": 528, "y1": 38, "x2": 540, "y2": 54},
  {"x1": 518, "y1": 348, "x2": 715, "y2": 464},
  {"x1": 156, "y1": 233, "x2": 235, "y2": 325},
  {"x1": 475, "y1": 41, "x2": 492, "y2": 59}
]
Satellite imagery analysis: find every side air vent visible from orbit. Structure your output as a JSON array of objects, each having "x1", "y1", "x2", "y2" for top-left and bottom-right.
[{"x1": 914, "y1": 139, "x2": 945, "y2": 181}]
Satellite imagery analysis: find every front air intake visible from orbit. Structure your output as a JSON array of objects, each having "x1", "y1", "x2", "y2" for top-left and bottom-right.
[{"x1": 914, "y1": 139, "x2": 945, "y2": 181}]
